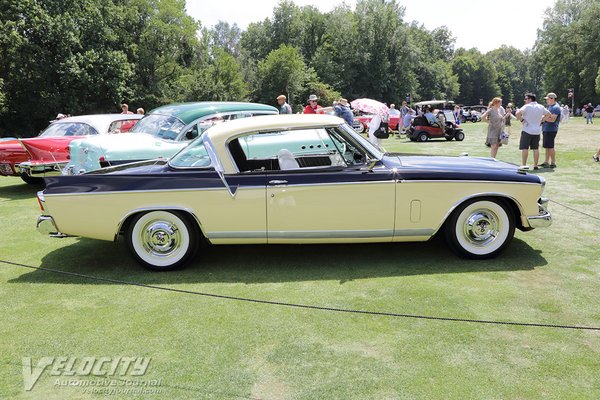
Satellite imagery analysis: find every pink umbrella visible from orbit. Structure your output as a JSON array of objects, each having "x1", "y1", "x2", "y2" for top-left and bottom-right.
[{"x1": 350, "y1": 98, "x2": 389, "y2": 116}]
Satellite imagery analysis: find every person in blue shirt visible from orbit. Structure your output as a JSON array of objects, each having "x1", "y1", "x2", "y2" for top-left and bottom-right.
[
  {"x1": 540, "y1": 92, "x2": 561, "y2": 168},
  {"x1": 424, "y1": 106, "x2": 438, "y2": 126},
  {"x1": 333, "y1": 98, "x2": 354, "y2": 126}
]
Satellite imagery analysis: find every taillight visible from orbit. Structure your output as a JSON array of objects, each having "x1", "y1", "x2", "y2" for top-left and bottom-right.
[{"x1": 37, "y1": 191, "x2": 45, "y2": 212}]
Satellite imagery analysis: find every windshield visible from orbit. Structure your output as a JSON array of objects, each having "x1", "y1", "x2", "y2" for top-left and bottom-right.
[
  {"x1": 130, "y1": 114, "x2": 185, "y2": 140},
  {"x1": 169, "y1": 137, "x2": 212, "y2": 168},
  {"x1": 40, "y1": 122, "x2": 98, "y2": 137},
  {"x1": 338, "y1": 123, "x2": 384, "y2": 159}
]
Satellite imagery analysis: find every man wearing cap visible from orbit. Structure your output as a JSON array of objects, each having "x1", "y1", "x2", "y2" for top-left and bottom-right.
[
  {"x1": 333, "y1": 98, "x2": 354, "y2": 126},
  {"x1": 516, "y1": 93, "x2": 551, "y2": 170},
  {"x1": 303, "y1": 94, "x2": 323, "y2": 114},
  {"x1": 277, "y1": 95, "x2": 292, "y2": 114},
  {"x1": 540, "y1": 92, "x2": 561, "y2": 168}
]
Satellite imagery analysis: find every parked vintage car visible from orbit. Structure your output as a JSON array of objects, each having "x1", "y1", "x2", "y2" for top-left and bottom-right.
[
  {"x1": 37, "y1": 114, "x2": 552, "y2": 271},
  {"x1": 0, "y1": 114, "x2": 141, "y2": 184},
  {"x1": 406, "y1": 110, "x2": 465, "y2": 142},
  {"x1": 352, "y1": 110, "x2": 400, "y2": 133},
  {"x1": 64, "y1": 102, "x2": 279, "y2": 174}
]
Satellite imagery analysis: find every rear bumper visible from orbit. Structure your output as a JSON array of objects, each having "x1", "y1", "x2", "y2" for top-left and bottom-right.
[
  {"x1": 526, "y1": 198, "x2": 552, "y2": 228},
  {"x1": 16, "y1": 162, "x2": 65, "y2": 177},
  {"x1": 37, "y1": 215, "x2": 69, "y2": 238}
]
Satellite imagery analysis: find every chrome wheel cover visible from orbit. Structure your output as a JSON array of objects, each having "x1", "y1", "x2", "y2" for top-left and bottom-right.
[
  {"x1": 141, "y1": 220, "x2": 182, "y2": 257},
  {"x1": 462, "y1": 209, "x2": 500, "y2": 247}
]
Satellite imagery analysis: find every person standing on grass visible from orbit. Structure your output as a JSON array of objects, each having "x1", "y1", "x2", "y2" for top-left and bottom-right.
[
  {"x1": 585, "y1": 103, "x2": 594, "y2": 124},
  {"x1": 303, "y1": 94, "x2": 323, "y2": 114},
  {"x1": 277, "y1": 95, "x2": 292, "y2": 114},
  {"x1": 482, "y1": 98, "x2": 504, "y2": 158},
  {"x1": 503, "y1": 103, "x2": 517, "y2": 136},
  {"x1": 540, "y1": 93, "x2": 561, "y2": 169},
  {"x1": 561, "y1": 105, "x2": 570, "y2": 124},
  {"x1": 516, "y1": 93, "x2": 551, "y2": 170}
]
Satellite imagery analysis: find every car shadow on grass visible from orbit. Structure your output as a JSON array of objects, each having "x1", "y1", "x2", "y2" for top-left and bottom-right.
[
  {"x1": 0, "y1": 179, "x2": 42, "y2": 201},
  {"x1": 9, "y1": 236, "x2": 548, "y2": 285}
]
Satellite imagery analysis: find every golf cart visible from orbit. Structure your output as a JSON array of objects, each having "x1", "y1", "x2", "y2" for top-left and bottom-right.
[{"x1": 406, "y1": 109, "x2": 465, "y2": 142}]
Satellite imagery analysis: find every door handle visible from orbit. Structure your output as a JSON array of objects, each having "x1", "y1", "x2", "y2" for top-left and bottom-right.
[{"x1": 268, "y1": 180, "x2": 288, "y2": 186}]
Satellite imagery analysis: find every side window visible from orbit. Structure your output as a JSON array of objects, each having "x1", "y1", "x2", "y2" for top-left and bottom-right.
[
  {"x1": 184, "y1": 124, "x2": 199, "y2": 141},
  {"x1": 228, "y1": 128, "x2": 366, "y2": 173},
  {"x1": 108, "y1": 119, "x2": 137, "y2": 134}
]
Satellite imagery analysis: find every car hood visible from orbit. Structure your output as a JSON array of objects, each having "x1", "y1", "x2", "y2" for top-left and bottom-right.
[{"x1": 390, "y1": 154, "x2": 542, "y2": 184}]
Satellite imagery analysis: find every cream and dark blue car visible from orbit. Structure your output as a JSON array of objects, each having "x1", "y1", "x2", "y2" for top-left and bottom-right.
[{"x1": 37, "y1": 114, "x2": 551, "y2": 270}]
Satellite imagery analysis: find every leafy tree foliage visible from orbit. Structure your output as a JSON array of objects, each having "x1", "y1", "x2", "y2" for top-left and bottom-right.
[
  {"x1": 534, "y1": 0, "x2": 600, "y2": 105},
  {"x1": 2, "y1": 0, "x2": 598, "y2": 136}
]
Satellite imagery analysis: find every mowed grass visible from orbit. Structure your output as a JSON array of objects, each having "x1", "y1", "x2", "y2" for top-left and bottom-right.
[{"x1": 0, "y1": 117, "x2": 599, "y2": 399}]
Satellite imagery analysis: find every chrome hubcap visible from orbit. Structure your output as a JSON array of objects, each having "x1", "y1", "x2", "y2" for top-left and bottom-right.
[
  {"x1": 141, "y1": 221, "x2": 181, "y2": 257},
  {"x1": 463, "y1": 210, "x2": 500, "y2": 246}
]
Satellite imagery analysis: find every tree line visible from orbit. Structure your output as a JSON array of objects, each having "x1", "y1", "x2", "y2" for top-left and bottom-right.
[{"x1": 0, "y1": 0, "x2": 599, "y2": 136}]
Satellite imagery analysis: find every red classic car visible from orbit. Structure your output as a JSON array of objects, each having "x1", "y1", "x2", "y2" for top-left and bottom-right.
[
  {"x1": 0, "y1": 114, "x2": 141, "y2": 184},
  {"x1": 352, "y1": 111, "x2": 400, "y2": 133}
]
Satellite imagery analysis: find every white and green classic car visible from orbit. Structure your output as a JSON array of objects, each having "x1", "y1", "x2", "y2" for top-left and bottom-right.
[
  {"x1": 64, "y1": 102, "x2": 278, "y2": 174},
  {"x1": 38, "y1": 114, "x2": 551, "y2": 271}
]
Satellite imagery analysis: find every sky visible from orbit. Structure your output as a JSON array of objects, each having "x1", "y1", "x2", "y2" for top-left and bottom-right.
[{"x1": 186, "y1": 0, "x2": 557, "y2": 53}]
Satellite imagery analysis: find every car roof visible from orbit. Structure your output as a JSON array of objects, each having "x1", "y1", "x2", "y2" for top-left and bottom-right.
[
  {"x1": 206, "y1": 114, "x2": 344, "y2": 147},
  {"x1": 49, "y1": 114, "x2": 143, "y2": 133},
  {"x1": 148, "y1": 102, "x2": 278, "y2": 125},
  {"x1": 414, "y1": 100, "x2": 454, "y2": 107}
]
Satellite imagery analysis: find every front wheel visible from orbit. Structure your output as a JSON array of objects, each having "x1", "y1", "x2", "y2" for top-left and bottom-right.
[
  {"x1": 445, "y1": 199, "x2": 515, "y2": 259},
  {"x1": 126, "y1": 211, "x2": 199, "y2": 271},
  {"x1": 417, "y1": 132, "x2": 428, "y2": 142},
  {"x1": 454, "y1": 131, "x2": 465, "y2": 141}
]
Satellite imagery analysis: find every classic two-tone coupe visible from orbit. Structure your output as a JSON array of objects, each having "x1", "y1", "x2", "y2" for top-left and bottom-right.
[
  {"x1": 64, "y1": 102, "x2": 278, "y2": 174},
  {"x1": 37, "y1": 114, "x2": 552, "y2": 271},
  {"x1": 0, "y1": 114, "x2": 141, "y2": 184}
]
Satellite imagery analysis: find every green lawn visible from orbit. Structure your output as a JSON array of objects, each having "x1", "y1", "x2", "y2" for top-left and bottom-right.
[{"x1": 1, "y1": 117, "x2": 599, "y2": 399}]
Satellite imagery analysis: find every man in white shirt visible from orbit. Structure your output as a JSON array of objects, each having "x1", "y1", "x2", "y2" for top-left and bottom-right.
[{"x1": 516, "y1": 93, "x2": 551, "y2": 169}]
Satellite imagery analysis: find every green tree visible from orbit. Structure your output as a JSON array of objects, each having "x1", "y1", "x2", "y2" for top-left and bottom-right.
[
  {"x1": 452, "y1": 49, "x2": 500, "y2": 105},
  {"x1": 255, "y1": 44, "x2": 306, "y2": 107}
]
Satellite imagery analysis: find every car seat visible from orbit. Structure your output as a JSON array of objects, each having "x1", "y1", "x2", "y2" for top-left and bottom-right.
[{"x1": 277, "y1": 149, "x2": 300, "y2": 170}]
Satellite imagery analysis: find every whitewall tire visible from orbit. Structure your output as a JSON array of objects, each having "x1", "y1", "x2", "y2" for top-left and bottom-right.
[
  {"x1": 445, "y1": 199, "x2": 515, "y2": 259},
  {"x1": 126, "y1": 211, "x2": 199, "y2": 271}
]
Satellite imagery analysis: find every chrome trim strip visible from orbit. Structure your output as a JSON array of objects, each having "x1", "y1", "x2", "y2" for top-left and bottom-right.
[
  {"x1": 394, "y1": 228, "x2": 435, "y2": 237},
  {"x1": 266, "y1": 180, "x2": 396, "y2": 188},
  {"x1": 44, "y1": 187, "x2": 229, "y2": 197},
  {"x1": 207, "y1": 231, "x2": 267, "y2": 239},
  {"x1": 399, "y1": 179, "x2": 542, "y2": 186},
  {"x1": 268, "y1": 230, "x2": 394, "y2": 239}
]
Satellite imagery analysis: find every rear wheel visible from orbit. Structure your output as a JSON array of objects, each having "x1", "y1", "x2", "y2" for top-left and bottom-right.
[
  {"x1": 126, "y1": 211, "x2": 199, "y2": 271},
  {"x1": 454, "y1": 131, "x2": 465, "y2": 141},
  {"x1": 445, "y1": 199, "x2": 515, "y2": 259},
  {"x1": 20, "y1": 173, "x2": 44, "y2": 185}
]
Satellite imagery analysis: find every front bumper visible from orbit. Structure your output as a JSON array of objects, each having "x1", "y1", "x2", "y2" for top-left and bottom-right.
[
  {"x1": 527, "y1": 198, "x2": 552, "y2": 228},
  {"x1": 37, "y1": 216, "x2": 69, "y2": 238}
]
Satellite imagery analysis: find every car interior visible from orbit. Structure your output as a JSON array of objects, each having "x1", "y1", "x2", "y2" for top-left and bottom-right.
[{"x1": 228, "y1": 127, "x2": 367, "y2": 173}]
